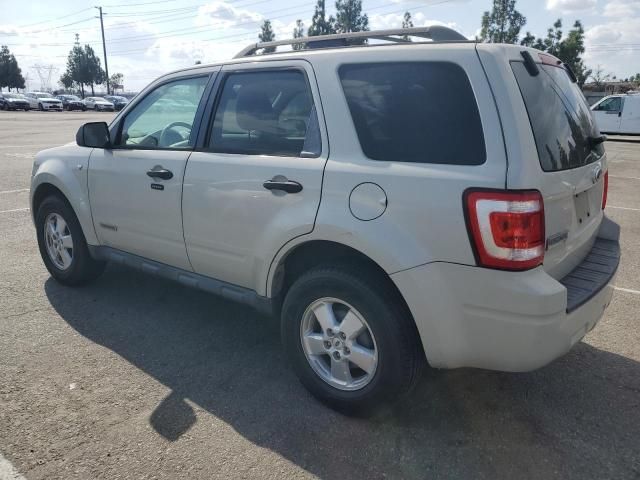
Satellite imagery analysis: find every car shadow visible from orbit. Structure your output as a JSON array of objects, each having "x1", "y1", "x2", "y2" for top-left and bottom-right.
[{"x1": 44, "y1": 264, "x2": 640, "y2": 479}]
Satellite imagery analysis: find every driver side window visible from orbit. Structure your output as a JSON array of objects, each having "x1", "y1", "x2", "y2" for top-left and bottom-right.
[
  {"x1": 118, "y1": 76, "x2": 208, "y2": 149},
  {"x1": 595, "y1": 97, "x2": 621, "y2": 112}
]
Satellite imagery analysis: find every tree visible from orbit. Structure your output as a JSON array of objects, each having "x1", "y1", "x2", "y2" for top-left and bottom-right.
[
  {"x1": 479, "y1": 0, "x2": 526, "y2": 44},
  {"x1": 589, "y1": 65, "x2": 611, "y2": 89},
  {"x1": 61, "y1": 36, "x2": 105, "y2": 97},
  {"x1": 293, "y1": 19, "x2": 305, "y2": 50},
  {"x1": 308, "y1": 0, "x2": 336, "y2": 36},
  {"x1": 522, "y1": 19, "x2": 592, "y2": 87},
  {"x1": 109, "y1": 72, "x2": 124, "y2": 91},
  {"x1": 557, "y1": 21, "x2": 591, "y2": 87},
  {"x1": 59, "y1": 71, "x2": 74, "y2": 91},
  {"x1": 83, "y1": 45, "x2": 106, "y2": 95},
  {"x1": 259, "y1": 19, "x2": 276, "y2": 53},
  {"x1": 402, "y1": 11, "x2": 414, "y2": 41},
  {"x1": 335, "y1": 0, "x2": 369, "y2": 34},
  {"x1": 0, "y1": 45, "x2": 25, "y2": 92}
]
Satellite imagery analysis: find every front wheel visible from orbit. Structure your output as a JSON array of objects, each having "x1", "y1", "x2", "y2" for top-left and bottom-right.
[
  {"x1": 38, "y1": 103, "x2": 44, "y2": 111},
  {"x1": 36, "y1": 196, "x2": 106, "y2": 286},
  {"x1": 281, "y1": 266, "x2": 424, "y2": 415}
]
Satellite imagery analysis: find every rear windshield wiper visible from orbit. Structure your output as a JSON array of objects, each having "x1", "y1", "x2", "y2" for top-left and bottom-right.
[{"x1": 588, "y1": 135, "x2": 607, "y2": 150}]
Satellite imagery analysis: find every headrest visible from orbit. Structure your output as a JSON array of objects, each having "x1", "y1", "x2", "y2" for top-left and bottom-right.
[{"x1": 235, "y1": 84, "x2": 276, "y2": 132}]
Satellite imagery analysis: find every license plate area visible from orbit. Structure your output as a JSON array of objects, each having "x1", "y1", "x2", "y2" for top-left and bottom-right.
[{"x1": 574, "y1": 189, "x2": 594, "y2": 226}]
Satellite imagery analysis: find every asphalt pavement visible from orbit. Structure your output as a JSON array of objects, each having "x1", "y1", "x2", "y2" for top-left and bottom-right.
[{"x1": 1, "y1": 111, "x2": 639, "y2": 479}]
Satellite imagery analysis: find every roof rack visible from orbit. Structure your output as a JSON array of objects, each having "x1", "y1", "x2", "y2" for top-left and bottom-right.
[{"x1": 234, "y1": 26, "x2": 469, "y2": 58}]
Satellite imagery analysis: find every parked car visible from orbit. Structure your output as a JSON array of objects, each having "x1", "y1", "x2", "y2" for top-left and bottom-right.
[
  {"x1": 56, "y1": 94, "x2": 86, "y2": 111},
  {"x1": 104, "y1": 95, "x2": 129, "y2": 111},
  {"x1": 0, "y1": 92, "x2": 30, "y2": 110},
  {"x1": 83, "y1": 97, "x2": 115, "y2": 112},
  {"x1": 30, "y1": 27, "x2": 620, "y2": 414},
  {"x1": 24, "y1": 92, "x2": 63, "y2": 111},
  {"x1": 591, "y1": 93, "x2": 640, "y2": 135}
]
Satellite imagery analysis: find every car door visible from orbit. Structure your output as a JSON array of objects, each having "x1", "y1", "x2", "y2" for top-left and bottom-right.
[
  {"x1": 182, "y1": 60, "x2": 328, "y2": 291},
  {"x1": 591, "y1": 96, "x2": 623, "y2": 133},
  {"x1": 88, "y1": 72, "x2": 214, "y2": 271},
  {"x1": 620, "y1": 96, "x2": 640, "y2": 134}
]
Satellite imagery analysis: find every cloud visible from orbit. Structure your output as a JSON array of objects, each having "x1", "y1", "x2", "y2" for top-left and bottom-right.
[
  {"x1": 546, "y1": 0, "x2": 597, "y2": 12},
  {"x1": 602, "y1": 0, "x2": 640, "y2": 17},
  {"x1": 196, "y1": 1, "x2": 262, "y2": 29},
  {"x1": 369, "y1": 12, "x2": 463, "y2": 35},
  {"x1": 584, "y1": 16, "x2": 640, "y2": 78}
]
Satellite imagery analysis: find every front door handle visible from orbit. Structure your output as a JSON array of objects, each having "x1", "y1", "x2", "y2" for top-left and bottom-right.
[
  {"x1": 263, "y1": 179, "x2": 303, "y2": 194},
  {"x1": 147, "y1": 166, "x2": 173, "y2": 180}
]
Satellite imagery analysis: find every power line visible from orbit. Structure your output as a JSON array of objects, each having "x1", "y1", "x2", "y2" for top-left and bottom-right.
[{"x1": 6, "y1": 7, "x2": 93, "y2": 29}]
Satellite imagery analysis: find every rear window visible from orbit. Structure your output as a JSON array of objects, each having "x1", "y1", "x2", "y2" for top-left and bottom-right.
[
  {"x1": 511, "y1": 61, "x2": 603, "y2": 172},
  {"x1": 338, "y1": 62, "x2": 486, "y2": 165}
]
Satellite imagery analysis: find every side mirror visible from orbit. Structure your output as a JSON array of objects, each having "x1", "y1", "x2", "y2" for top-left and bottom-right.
[{"x1": 76, "y1": 122, "x2": 111, "y2": 148}]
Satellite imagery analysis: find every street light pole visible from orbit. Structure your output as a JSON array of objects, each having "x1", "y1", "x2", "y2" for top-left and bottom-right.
[{"x1": 96, "y1": 6, "x2": 110, "y2": 95}]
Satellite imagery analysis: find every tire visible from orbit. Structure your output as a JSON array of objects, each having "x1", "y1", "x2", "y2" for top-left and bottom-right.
[
  {"x1": 35, "y1": 195, "x2": 106, "y2": 286},
  {"x1": 281, "y1": 266, "x2": 424, "y2": 415},
  {"x1": 38, "y1": 103, "x2": 44, "y2": 111}
]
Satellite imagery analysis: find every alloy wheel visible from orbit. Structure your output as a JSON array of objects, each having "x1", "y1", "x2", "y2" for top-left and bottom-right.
[
  {"x1": 300, "y1": 297, "x2": 378, "y2": 391},
  {"x1": 44, "y1": 213, "x2": 74, "y2": 270}
]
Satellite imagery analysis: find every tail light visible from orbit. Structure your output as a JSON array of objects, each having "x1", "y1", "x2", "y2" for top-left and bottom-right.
[
  {"x1": 602, "y1": 171, "x2": 609, "y2": 210},
  {"x1": 464, "y1": 190, "x2": 545, "y2": 271}
]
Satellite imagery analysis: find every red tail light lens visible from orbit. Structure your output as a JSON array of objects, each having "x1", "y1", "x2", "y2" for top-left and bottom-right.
[
  {"x1": 465, "y1": 190, "x2": 545, "y2": 271},
  {"x1": 602, "y1": 171, "x2": 609, "y2": 210}
]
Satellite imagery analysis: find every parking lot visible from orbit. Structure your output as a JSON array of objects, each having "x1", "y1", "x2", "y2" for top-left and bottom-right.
[{"x1": 1, "y1": 111, "x2": 639, "y2": 479}]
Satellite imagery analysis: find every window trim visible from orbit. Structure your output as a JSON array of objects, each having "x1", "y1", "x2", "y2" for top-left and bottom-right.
[
  {"x1": 199, "y1": 65, "x2": 322, "y2": 159},
  {"x1": 336, "y1": 60, "x2": 487, "y2": 166},
  {"x1": 110, "y1": 73, "x2": 214, "y2": 152}
]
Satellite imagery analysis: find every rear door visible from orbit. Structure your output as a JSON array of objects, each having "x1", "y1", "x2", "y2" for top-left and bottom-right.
[
  {"x1": 508, "y1": 55, "x2": 607, "y2": 279},
  {"x1": 620, "y1": 96, "x2": 640, "y2": 134},
  {"x1": 591, "y1": 96, "x2": 623, "y2": 133},
  {"x1": 182, "y1": 60, "x2": 328, "y2": 291}
]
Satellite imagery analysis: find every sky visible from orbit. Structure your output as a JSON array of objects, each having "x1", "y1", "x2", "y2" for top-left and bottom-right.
[{"x1": 0, "y1": 0, "x2": 639, "y2": 92}]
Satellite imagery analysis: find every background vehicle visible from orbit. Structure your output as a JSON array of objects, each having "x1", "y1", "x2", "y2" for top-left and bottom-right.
[
  {"x1": 83, "y1": 96, "x2": 115, "y2": 112},
  {"x1": 30, "y1": 27, "x2": 619, "y2": 414},
  {"x1": 24, "y1": 92, "x2": 63, "y2": 111},
  {"x1": 104, "y1": 95, "x2": 129, "y2": 111},
  {"x1": 0, "y1": 92, "x2": 30, "y2": 110},
  {"x1": 56, "y1": 94, "x2": 85, "y2": 111},
  {"x1": 591, "y1": 93, "x2": 640, "y2": 134}
]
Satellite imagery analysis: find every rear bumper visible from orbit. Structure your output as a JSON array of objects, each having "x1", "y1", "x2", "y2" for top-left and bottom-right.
[{"x1": 391, "y1": 216, "x2": 621, "y2": 372}]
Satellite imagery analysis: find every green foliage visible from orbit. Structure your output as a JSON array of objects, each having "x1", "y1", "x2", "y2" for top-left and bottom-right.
[
  {"x1": 0, "y1": 45, "x2": 26, "y2": 91},
  {"x1": 402, "y1": 11, "x2": 414, "y2": 42},
  {"x1": 109, "y1": 72, "x2": 124, "y2": 88},
  {"x1": 480, "y1": 0, "x2": 526, "y2": 44},
  {"x1": 259, "y1": 19, "x2": 276, "y2": 53},
  {"x1": 61, "y1": 37, "x2": 106, "y2": 97},
  {"x1": 293, "y1": 19, "x2": 306, "y2": 50},
  {"x1": 521, "y1": 19, "x2": 592, "y2": 87},
  {"x1": 308, "y1": 0, "x2": 336, "y2": 37},
  {"x1": 335, "y1": 0, "x2": 368, "y2": 33}
]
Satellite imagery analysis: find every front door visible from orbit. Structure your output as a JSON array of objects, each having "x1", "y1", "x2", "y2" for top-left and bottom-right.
[
  {"x1": 592, "y1": 96, "x2": 623, "y2": 133},
  {"x1": 88, "y1": 74, "x2": 212, "y2": 271},
  {"x1": 182, "y1": 61, "x2": 328, "y2": 291}
]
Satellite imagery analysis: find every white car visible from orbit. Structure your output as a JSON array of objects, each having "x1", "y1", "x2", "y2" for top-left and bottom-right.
[
  {"x1": 591, "y1": 93, "x2": 640, "y2": 134},
  {"x1": 83, "y1": 96, "x2": 115, "y2": 112},
  {"x1": 24, "y1": 92, "x2": 63, "y2": 111},
  {"x1": 30, "y1": 27, "x2": 620, "y2": 414}
]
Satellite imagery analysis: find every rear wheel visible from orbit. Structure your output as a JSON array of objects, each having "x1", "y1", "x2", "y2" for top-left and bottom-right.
[
  {"x1": 36, "y1": 195, "x2": 105, "y2": 286},
  {"x1": 281, "y1": 266, "x2": 424, "y2": 415}
]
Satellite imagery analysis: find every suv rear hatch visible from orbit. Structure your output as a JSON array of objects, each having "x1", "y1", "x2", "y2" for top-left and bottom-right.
[{"x1": 508, "y1": 52, "x2": 607, "y2": 280}]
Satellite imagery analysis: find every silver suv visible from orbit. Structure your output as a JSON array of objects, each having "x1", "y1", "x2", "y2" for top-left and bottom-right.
[{"x1": 30, "y1": 27, "x2": 620, "y2": 414}]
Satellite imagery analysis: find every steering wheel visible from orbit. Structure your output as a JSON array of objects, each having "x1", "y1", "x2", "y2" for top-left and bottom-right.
[{"x1": 159, "y1": 121, "x2": 192, "y2": 147}]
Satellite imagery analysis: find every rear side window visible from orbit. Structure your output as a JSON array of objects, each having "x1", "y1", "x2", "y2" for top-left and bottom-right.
[
  {"x1": 208, "y1": 69, "x2": 320, "y2": 157},
  {"x1": 511, "y1": 62, "x2": 603, "y2": 172},
  {"x1": 338, "y1": 62, "x2": 486, "y2": 165}
]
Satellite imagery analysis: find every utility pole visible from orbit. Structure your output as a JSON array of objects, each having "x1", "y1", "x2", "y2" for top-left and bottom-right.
[{"x1": 96, "y1": 6, "x2": 110, "y2": 95}]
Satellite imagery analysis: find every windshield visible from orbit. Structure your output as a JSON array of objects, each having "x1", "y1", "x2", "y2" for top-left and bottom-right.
[
  {"x1": 512, "y1": 61, "x2": 603, "y2": 171},
  {"x1": 4, "y1": 93, "x2": 23, "y2": 99},
  {"x1": 35, "y1": 93, "x2": 52, "y2": 99},
  {"x1": 93, "y1": 97, "x2": 108, "y2": 102},
  {"x1": 64, "y1": 95, "x2": 81, "y2": 100}
]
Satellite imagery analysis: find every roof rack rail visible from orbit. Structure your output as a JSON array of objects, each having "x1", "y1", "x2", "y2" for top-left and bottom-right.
[{"x1": 234, "y1": 26, "x2": 469, "y2": 58}]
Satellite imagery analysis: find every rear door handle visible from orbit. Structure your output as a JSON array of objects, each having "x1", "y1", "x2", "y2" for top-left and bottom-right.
[
  {"x1": 263, "y1": 179, "x2": 303, "y2": 194},
  {"x1": 147, "y1": 166, "x2": 173, "y2": 180}
]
